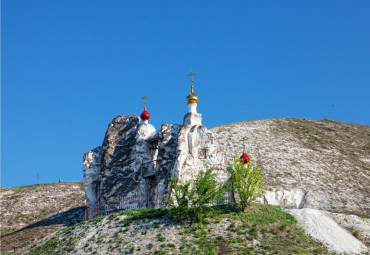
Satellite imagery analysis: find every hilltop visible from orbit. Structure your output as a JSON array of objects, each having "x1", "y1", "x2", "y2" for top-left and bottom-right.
[{"x1": 27, "y1": 205, "x2": 330, "y2": 255}]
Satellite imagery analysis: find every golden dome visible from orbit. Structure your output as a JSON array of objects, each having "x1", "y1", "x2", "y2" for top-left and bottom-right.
[{"x1": 186, "y1": 85, "x2": 199, "y2": 104}]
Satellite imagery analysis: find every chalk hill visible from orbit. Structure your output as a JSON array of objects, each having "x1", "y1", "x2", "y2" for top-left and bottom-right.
[
  {"x1": 1, "y1": 118, "x2": 369, "y2": 254},
  {"x1": 211, "y1": 118, "x2": 370, "y2": 215},
  {"x1": 0, "y1": 182, "x2": 85, "y2": 252}
]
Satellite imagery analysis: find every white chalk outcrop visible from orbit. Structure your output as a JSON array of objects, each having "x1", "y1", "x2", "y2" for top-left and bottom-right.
[
  {"x1": 83, "y1": 114, "x2": 227, "y2": 210},
  {"x1": 257, "y1": 188, "x2": 306, "y2": 209},
  {"x1": 289, "y1": 208, "x2": 368, "y2": 254}
]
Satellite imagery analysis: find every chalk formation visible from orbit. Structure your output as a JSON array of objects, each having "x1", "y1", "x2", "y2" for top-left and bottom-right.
[{"x1": 83, "y1": 73, "x2": 227, "y2": 208}]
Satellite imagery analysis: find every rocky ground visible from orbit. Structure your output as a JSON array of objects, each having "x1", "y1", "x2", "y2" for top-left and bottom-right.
[
  {"x1": 25, "y1": 205, "x2": 331, "y2": 255},
  {"x1": 212, "y1": 118, "x2": 370, "y2": 215},
  {"x1": 0, "y1": 182, "x2": 85, "y2": 252}
]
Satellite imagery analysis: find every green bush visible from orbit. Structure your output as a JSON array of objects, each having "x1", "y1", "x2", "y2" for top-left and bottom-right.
[
  {"x1": 167, "y1": 168, "x2": 226, "y2": 223},
  {"x1": 192, "y1": 168, "x2": 226, "y2": 223},
  {"x1": 227, "y1": 156, "x2": 265, "y2": 211},
  {"x1": 167, "y1": 175, "x2": 194, "y2": 221}
]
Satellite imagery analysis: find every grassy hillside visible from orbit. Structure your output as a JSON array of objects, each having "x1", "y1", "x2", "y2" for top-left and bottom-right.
[
  {"x1": 0, "y1": 182, "x2": 85, "y2": 252},
  {"x1": 27, "y1": 204, "x2": 330, "y2": 255}
]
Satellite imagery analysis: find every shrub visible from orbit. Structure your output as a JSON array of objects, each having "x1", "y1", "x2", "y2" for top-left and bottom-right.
[
  {"x1": 167, "y1": 168, "x2": 226, "y2": 223},
  {"x1": 167, "y1": 176, "x2": 194, "y2": 221},
  {"x1": 192, "y1": 168, "x2": 226, "y2": 223},
  {"x1": 227, "y1": 156, "x2": 265, "y2": 211}
]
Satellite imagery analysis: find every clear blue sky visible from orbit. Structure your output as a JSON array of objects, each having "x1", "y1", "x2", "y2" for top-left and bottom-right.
[{"x1": 2, "y1": 1, "x2": 370, "y2": 187}]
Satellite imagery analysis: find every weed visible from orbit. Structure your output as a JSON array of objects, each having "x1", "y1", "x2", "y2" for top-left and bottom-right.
[
  {"x1": 157, "y1": 234, "x2": 165, "y2": 242},
  {"x1": 270, "y1": 227, "x2": 278, "y2": 235},
  {"x1": 353, "y1": 230, "x2": 359, "y2": 238},
  {"x1": 114, "y1": 230, "x2": 120, "y2": 238},
  {"x1": 249, "y1": 227, "x2": 258, "y2": 237},
  {"x1": 194, "y1": 231, "x2": 208, "y2": 238},
  {"x1": 129, "y1": 246, "x2": 135, "y2": 253},
  {"x1": 227, "y1": 222, "x2": 236, "y2": 231},
  {"x1": 229, "y1": 237, "x2": 238, "y2": 243},
  {"x1": 362, "y1": 142, "x2": 370, "y2": 152},
  {"x1": 154, "y1": 251, "x2": 166, "y2": 255},
  {"x1": 279, "y1": 224, "x2": 287, "y2": 231}
]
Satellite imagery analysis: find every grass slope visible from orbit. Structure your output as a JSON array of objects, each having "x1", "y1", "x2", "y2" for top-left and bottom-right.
[
  {"x1": 27, "y1": 204, "x2": 330, "y2": 255},
  {"x1": 0, "y1": 182, "x2": 85, "y2": 252}
]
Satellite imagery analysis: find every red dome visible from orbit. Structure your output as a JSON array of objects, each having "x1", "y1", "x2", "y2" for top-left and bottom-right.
[
  {"x1": 240, "y1": 153, "x2": 250, "y2": 164},
  {"x1": 141, "y1": 110, "x2": 150, "y2": 121}
]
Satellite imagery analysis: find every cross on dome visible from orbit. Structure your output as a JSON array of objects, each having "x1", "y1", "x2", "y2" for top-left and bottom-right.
[
  {"x1": 141, "y1": 95, "x2": 148, "y2": 110},
  {"x1": 240, "y1": 136, "x2": 250, "y2": 164},
  {"x1": 241, "y1": 137, "x2": 247, "y2": 153},
  {"x1": 186, "y1": 71, "x2": 199, "y2": 107},
  {"x1": 140, "y1": 95, "x2": 150, "y2": 122},
  {"x1": 188, "y1": 71, "x2": 195, "y2": 92}
]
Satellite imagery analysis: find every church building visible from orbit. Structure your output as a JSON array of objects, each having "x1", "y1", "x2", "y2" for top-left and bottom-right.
[{"x1": 83, "y1": 73, "x2": 230, "y2": 216}]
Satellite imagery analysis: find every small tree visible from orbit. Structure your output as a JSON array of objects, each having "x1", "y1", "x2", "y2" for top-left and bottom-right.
[
  {"x1": 167, "y1": 175, "x2": 194, "y2": 221},
  {"x1": 192, "y1": 168, "x2": 225, "y2": 223},
  {"x1": 227, "y1": 155, "x2": 265, "y2": 211},
  {"x1": 167, "y1": 168, "x2": 226, "y2": 223}
]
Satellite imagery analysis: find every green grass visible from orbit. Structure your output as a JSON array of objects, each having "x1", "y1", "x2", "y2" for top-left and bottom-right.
[
  {"x1": 178, "y1": 204, "x2": 329, "y2": 254},
  {"x1": 362, "y1": 142, "x2": 370, "y2": 153},
  {"x1": 353, "y1": 230, "x2": 359, "y2": 238},
  {"x1": 29, "y1": 204, "x2": 330, "y2": 255}
]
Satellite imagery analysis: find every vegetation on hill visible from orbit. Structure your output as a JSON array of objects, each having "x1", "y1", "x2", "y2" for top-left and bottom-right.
[
  {"x1": 167, "y1": 168, "x2": 227, "y2": 224},
  {"x1": 27, "y1": 204, "x2": 330, "y2": 255},
  {"x1": 0, "y1": 182, "x2": 85, "y2": 252},
  {"x1": 227, "y1": 156, "x2": 265, "y2": 211},
  {"x1": 211, "y1": 118, "x2": 370, "y2": 215}
]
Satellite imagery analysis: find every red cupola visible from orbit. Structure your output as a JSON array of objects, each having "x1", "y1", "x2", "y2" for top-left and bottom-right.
[
  {"x1": 240, "y1": 153, "x2": 250, "y2": 164},
  {"x1": 140, "y1": 95, "x2": 150, "y2": 122},
  {"x1": 141, "y1": 110, "x2": 150, "y2": 121}
]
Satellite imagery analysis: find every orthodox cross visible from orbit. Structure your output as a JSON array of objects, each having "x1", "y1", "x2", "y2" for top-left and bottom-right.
[
  {"x1": 188, "y1": 71, "x2": 196, "y2": 92},
  {"x1": 241, "y1": 137, "x2": 247, "y2": 153},
  {"x1": 141, "y1": 95, "x2": 148, "y2": 110}
]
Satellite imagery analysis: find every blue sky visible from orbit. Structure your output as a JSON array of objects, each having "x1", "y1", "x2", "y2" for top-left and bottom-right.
[{"x1": 2, "y1": 1, "x2": 370, "y2": 187}]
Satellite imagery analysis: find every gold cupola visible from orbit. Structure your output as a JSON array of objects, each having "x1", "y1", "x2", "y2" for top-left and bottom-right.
[{"x1": 186, "y1": 71, "x2": 199, "y2": 104}]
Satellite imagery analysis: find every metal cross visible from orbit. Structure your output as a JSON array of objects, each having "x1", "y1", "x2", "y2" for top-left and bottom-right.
[
  {"x1": 141, "y1": 95, "x2": 148, "y2": 110},
  {"x1": 188, "y1": 71, "x2": 196, "y2": 91},
  {"x1": 241, "y1": 137, "x2": 247, "y2": 153}
]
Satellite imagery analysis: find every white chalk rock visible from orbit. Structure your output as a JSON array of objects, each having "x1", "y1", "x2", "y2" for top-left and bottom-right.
[
  {"x1": 289, "y1": 208, "x2": 368, "y2": 254},
  {"x1": 258, "y1": 188, "x2": 306, "y2": 209}
]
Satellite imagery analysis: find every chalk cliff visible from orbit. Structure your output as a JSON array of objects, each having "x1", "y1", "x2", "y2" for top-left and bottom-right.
[{"x1": 83, "y1": 114, "x2": 227, "y2": 209}]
